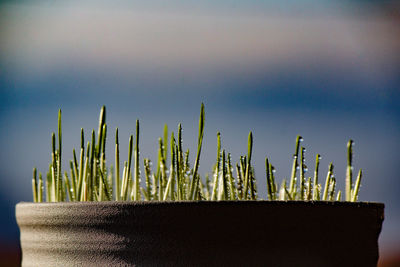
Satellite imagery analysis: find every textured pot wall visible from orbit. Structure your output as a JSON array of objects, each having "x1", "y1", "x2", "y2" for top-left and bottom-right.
[{"x1": 16, "y1": 201, "x2": 384, "y2": 267}]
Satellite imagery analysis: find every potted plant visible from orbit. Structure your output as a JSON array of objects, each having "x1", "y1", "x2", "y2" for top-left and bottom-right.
[{"x1": 16, "y1": 104, "x2": 384, "y2": 266}]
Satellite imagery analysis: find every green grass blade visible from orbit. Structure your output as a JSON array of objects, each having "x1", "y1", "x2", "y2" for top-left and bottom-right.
[
  {"x1": 300, "y1": 147, "x2": 306, "y2": 200},
  {"x1": 89, "y1": 130, "x2": 96, "y2": 201},
  {"x1": 218, "y1": 150, "x2": 228, "y2": 200},
  {"x1": 158, "y1": 138, "x2": 166, "y2": 200},
  {"x1": 289, "y1": 135, "x2": 302, "y2": 197},
  {"x1": 38, "y1": 172, "x2": 43, "y2": 202},
  {"x1": 80, "y1": 156, "x2": 89, "y2": 201},
  {"x1": 265, "y1": 157, "x2": 273, "y2": 200},
  {"x1": 284, "y1": 186, "x2": 293, "y2": 200},
  {"x1": 336, "y1": 190, "x2": 342, "y2": 201},
  {"x1": 249, "y1": 166, "x2": 257, "y2": 200},
  {"x1": 210, "y1": 132, "x2": 221, "y2": 200},
  {"x1": 322, "y1": 163, "x2": 333, "y2": 201},
  {"x1": 346, "y1": 139, "x2": 354, "y2": 201},
  {"x1": 77, "y1": 146, "x2": 85, "y2": 201},
  {"x1": 123, "y1": 136, "x2": 133, "y2": 200},
  {"x1": 101, "y1": 124, "x2": 107, "y2": 165},
  {"x1": 46, "y1": 165, "x2": 51, "y2": 202},
  {"x1": 189, "y1": 103, "x2": 205, "y2": 200},
  {"x1": 176, "y1": 124, "x2": 183, "y2": 200},
  {"x1": 97, "y1": 106, "x2": 106, "y2": 155},
  {"x1": 131, "y1": 120, "x2": 140, "y2": 201},
  {"x1": 98, "y1": 168, "x2": 111, "y2": 201},
  {"x1": 57, "y1": 109, "x2": 62, "y2": 202},
  {"x1": 64, "y1": 171, "x2": 73, "y2": 201},
  {"x1": 205, "y1": 173, "x2": 211, "y2": 200},
  {"x1": 328, "y1": 177, "x2": 336, "y2": 201},
  {"x1": 306, "y1": 177, "x2": 312, "y2": 200},
  {"x1": 236, "y1": 163, "x2": 243, "y2": 200},
  {"x1": 72, "y1": 149, "x2": 79, "y2": 187},
  {"x1": 51, "y1": 132, "x2": 57, "y2": 201},
  {"x1": 227, "y1": 153, "x2": 236, "y2": 200},
  {"x1": 270, "y1": 165, "x2": 276, "y2": 200},
  {"x1": 151, "y1": 173, "x2": 157, "y2": 201},
  {"x1": 115, "y1": 128, "x2": 120, "y2": 201},
  {"x1": 351, "y1": 169, "x2": 362, "y2": 202},
  {"x1": 32, "y1": 168, "x2": 38, "y2": 202},
  {"x1": 69, "y1": 160, "x2": 77, "y2": 200},
  {"x1": 243, "y1": 132, "x2": 253, "y2": 200},
  {"x1": 163, "y1": 146, "x2": 176, "y2": 200},
  {"x1": 279, "y1": 179, "x2": 287, "y2": 200},
  {"x1": 141, "y1": 187, "x2": 149, "y2": 201},
  {"x1": 120, "y1": 161, "x2": 128, "y2": 200},
  {"x1": 144, "y1": 158, "x2": 152, "y2": 200},
  {"x1": 170, "y1": 132, "x2": 176, "y2": 200},
  {"x1": 312, "y1": 154, "x2": 320, "y2": 200}
]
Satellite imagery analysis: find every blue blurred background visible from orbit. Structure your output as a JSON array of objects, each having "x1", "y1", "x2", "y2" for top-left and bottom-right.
[{"x1": 1, "y1": 0, "x2": 399, "y2": 266}]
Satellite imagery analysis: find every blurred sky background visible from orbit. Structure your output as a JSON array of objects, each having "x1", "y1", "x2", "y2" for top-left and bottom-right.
[{"x1": 0, "y1": 0, "x2": 399, "y2": 266}]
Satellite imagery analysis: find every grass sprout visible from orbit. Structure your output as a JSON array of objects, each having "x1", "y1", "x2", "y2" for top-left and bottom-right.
[{"x1": 32, "y1": 104, "x2": 364, "y2": 202}]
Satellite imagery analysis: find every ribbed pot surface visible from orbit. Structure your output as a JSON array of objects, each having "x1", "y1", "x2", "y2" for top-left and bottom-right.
[{"x1": 16, "y1": 201, "x2": 384, "y2": 267}]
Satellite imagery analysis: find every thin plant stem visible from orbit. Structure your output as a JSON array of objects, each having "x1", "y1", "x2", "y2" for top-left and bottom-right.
[
  {"x1": 300, "y1": 147, "x2": 306, "y2": 200},
  {"x1": 176, "y1": 123, "x2": 183, "y2": 200},
  {"x1": 98, "y1": 168, "x2": 111, "y2": 201},
  {"x1": 32, "y1": 168, "x2": 38, "y2": 203},
  {"x1": 346, "y1": 139, "x2": 354, "y2": 201},
  {"x1": 131, "y1": 120, "x2": 140, "y2": 201},
  {"x1": 218, "y1": 150, "x2": 228, "y2": 200},
  {"x1": 227, "y1": 153, "x2": 236, "y2": 200},
  {"x1": 158, "y1": 138, "x2": 166, "y2": 200},
  {"x1": 70, "y1": 160, "x2": 77, "y2": 200},
  {"x1": 322, "y1": 163, "x2": 333, "y2": 201},
  {"x1": 328, "y1": 177, "x2": 336, "y2": 201},
  {"x1": 236, "y1": 163, "x2": 243, "y2": 199},
  {"x1": 163, "y1": 134, "x2": 176, "y2": 201},
  {"x1": 122, "y1": 136, "x2": 133, "y2": 200},
  {"x1": 205, "y1": 173, "x2": 211, "y2": 200},
  {"x1": 269, "y1": 165, "x2": 276, "y2": 199},
  {"x1": 306, "y1": 177, "x2": 312, "y2": 200},
  {"x1": 57, "y1": 109, "x2": 62, "y2": 202},
  {"x1": 170, "y1": 132, "x2": 176, "y2": 200},
  {"x1": 249, "y1": 166, "x2": 257, "y2": 200},
  {"x1": 64, "y1": 172, "x2": 73, "y2": 201},
  {"x1": 313, "y1": 154, "x2": 320, "y2": 200},
  {"x1": 38, "y1": 172, "x2": 43, "y2": 202},
  {"x1": 51, "y1": 133, "x2": 57, "y2": 202},
  {"x1": 46, "y1": 165, "x2": 51, "y2": 202},
  {"x1": 289, "y1": 135, "x2": 302, "y2": 198},
  {"x1": 120, "y1": 161, "x2": 128, "y2": 200},
  {"x1": 115, "y1": 128, "x2": 120, "y2": 201},
  {"x1": 144, "y1": 159, "x2": 152, "y2": 201},
  {"x1": 189, "y1": 103, "x2": 205, "y2": 200},
  {"x1": 77, "y1": 130, "x2": 85, "y2": 201},
  {"x1": 211, "y1": 132, "x2": 221, "y2": 200},
  {"x1": 279, "y1": 179, "x2": 287, "y2": 200},
  {"x1": 266, "y1": 157, "x2": 273, "y2": 200},
  {"x1": 243, "y1": 132, "x2": 253, "y2": 200},
  {"x1": 336, "y1": 190, "x2": 342, "y2": 201},
  {"x1": 351, "y1": 169, "x2": 362, "y2": 202},
  {"x1": 89, "y1": 130, "x2": 96, "y2": 201},
  {"x1": 81, "y1": 156, "x2": 89, "y2": 201}
]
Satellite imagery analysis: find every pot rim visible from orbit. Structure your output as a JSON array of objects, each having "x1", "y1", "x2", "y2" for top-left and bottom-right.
[{"x1": 16, "y1": 200, "x2": 385, "y2": 208}]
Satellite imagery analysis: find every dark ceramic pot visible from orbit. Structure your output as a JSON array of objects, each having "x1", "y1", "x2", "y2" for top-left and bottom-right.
[{"x1": 16, "y1": 201, "x2": 384, "y2": 267}]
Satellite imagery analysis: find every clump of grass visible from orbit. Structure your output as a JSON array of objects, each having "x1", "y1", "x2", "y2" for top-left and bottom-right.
[{"x1": 32, "y1": 104, "x2": 363, "y2": 202}]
